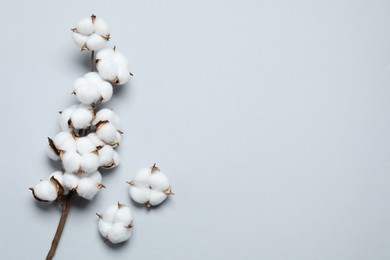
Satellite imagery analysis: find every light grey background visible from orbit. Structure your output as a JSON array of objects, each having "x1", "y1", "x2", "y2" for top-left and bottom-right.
[{"x1": 1, "y1": 0, "x2": 390, "y2": 259}]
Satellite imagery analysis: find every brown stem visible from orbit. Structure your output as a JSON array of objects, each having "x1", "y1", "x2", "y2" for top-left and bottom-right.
[
  {"x1": 46, "y1": 192, "x2": 74, "y2": 260},
  {"x1": 91, "y1": 50, "x2": 95, "y2": 71}
]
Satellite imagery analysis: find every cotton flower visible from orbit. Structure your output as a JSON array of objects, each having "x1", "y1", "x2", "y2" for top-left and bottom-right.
[
  {"x1": 97, "y1": 203, "x2": 133, "y2": 243},
  {"x1": 60, "y1": 104, "x2": 96, "y2": 131},
  {"x1": 72, "y1": 72, "x2": 113, "y2": 105},
  {"x1": 62, "y1": 171, "x2": 104, "y2": 200},
  {"x1": 96, "y1": 47, "x2": 132, "y2": 85},
  {"x1": 128, "y1": 164, "x2": 174, "y2": 209},
  {"x1": 71, "y1": 14, "x2": 110, "y2": 51},
  {"x1": 30, "y1": 176, "x2": 64, "y2": 202},
  {"x1": 47, "y1": 131, "x2": 77, "y2": 160},
  {"x1": 98, "y1": 145, "x2": 121, "y2": 168}
]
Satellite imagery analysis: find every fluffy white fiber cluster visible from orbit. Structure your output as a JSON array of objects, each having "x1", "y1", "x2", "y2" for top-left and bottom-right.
[
  {"x1": 72, "y1": 14, "x2": 110, "y2": 51},
  {"x1": 96, "y1": 47, "x2": 133, "y2": 85},
  {"x1": 97, "y1": 203, "x2": 133, "y2": 243},
  {"x1": 128, "y1": 165, "x2": 174, "y2": 209},
  {"x1": 31, "y1": 14, "x2": 131, "y2": 202},
  {"x1": 73, "y1": 72, "x2": 113, "y2": 105}
]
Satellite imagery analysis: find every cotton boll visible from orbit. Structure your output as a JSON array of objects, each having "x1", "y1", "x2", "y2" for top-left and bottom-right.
[
  {"x1": 149, "y1": 190, "x2": 167, "y2": 206},
  {"x1": 87, "y1": 171, "x2": 102, "y2": 184},
  {"x1": 71, "y1": 105, "x2": 94, "y2": 129},
  {"x1": 93, "y1": 17, "x2": 109, "y2": 35},
  {"x1": 46, "y1": 144, "x2": 60, "y2": 161},
  {"x1": 77, "y1": 178, "x2": 99, "y2": 200},
  {"x1": 86, "y1": 34, "x2": 106, "y2": 51},
  {"x1": 149, "y1": 172, "x2": 170, "y2": 191},
  {"x1": 75, "y1": 84, "x2": 101, "y2": 105},
  {"x1": 96, "y1": 47, "x2": 131, "y2": 85},
  {"x1": 107, "y1": 223, "x2": 131, "y2": 244},
  {"x1": 63, "y1": 172, "x2": 80, "y2": 190},
  {"x1": 72, "y1": 33, "x2": 88, "y2": 48},
  {"x1": 80, "y1": 153, "x2": 100, "y2": 173},
  {"x1": 129, "y1": 187, "x2": 151, "y2": 204},
  {"x1": 62, "y1": 151, "x2": 81, "y2": 173},
  {"x1": 76, "y1": 137, "x2": 96, "y2": 155},
  {"x1": 112, "y1": 151, "x2": 121, "y2": 167},
  {"x1": 133, "y1": 168, "x2": 152, "y2": 187},
  {"x1": 58, "y1": 137, "x2": 77, "y2": 153},
  {"x1": 53, "y1": 131, "x2": 73, "y2": 148},
  {"x1": 98, "y1": 145, "x2": 114, "y2": 166},
  {"x1": 87, "y1": 133, "x2": 105, "y2": 148},
  {"x1": 96, "y1": 48, "x2": 115, "y2": 60},
  {"x1": 60, "y1": 105, "x2": 77, "y2": 130},
  {"x1": 50, "y1": 171, "x2": 69, "y2": 195},
  {"x1": 76, "y1": 17, "x2": 94, "y2": 35},
  {"x1": 102, "y1": 204, "x2": 118, "y2": 222},
  {"x1": 114, "y1": 206, "x2": 132, "y2": 225},
  {"x1": 96, "y1": 122, "x2": 118, "y2": 144},
  {"x1": 97, "y1": 203, "x2": 133, "y2": 243},
  {"x1": 96, "y1": 59, "x2": 118, "y2": 81},
  {"x1": 113, "y1": 52, "x2": 128, "y2": 67},
  {"x1": 98, "y1": 81, "x2": 113, "y2": 102},
  {"x1": 93, "y1": 109, "x2": 118, "y2": 126},
  {"x1": 128, "y1": 165, "x2": 174, "y2": 208},
  {"x1": 98, "y1": 221, "x2": 112, "y2": 237},
  {"x1": 31, "y1": 180, "x2": 59, "y2": 202},
  {"x1": 117, "y1": 67, "x2": 130, "y2": 85}
]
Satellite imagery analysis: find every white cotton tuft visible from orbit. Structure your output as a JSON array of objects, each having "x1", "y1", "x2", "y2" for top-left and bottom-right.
[
  {"x1": 86, "y1": 34, "x2": 107, "y2": 51},
  {"x1": 149, "y1": 172, "x2": 170, "y2": 191},
  {"x1": 76, "y1": 17, "x2": 94, "y2": 35},
  {"x1": 77, "y1": 178, "x2": 99, "y2": 200},
  {"x1": 73, "y1": 72, "x2": 113, "y2": 105},
  {"x1": 96, "y1": 47, "x2": 131, "y2": 85},
  {"x1": 128, "y1": 165, "x2": 173, "y2": 208},
  {"x1": 60, "y1": 105, "x2": 77, "y2": 131},
  {"x1": 129, "y1": 187, "x2": 151, "y2": 204},
  {"x1": 93, "y1": 108, "x2": 121, "y2": 128},
  {"x1": 50, "y1": 171, "x2": 69, "y2": 195},
  {"x1": 46, "y1": 144, "x2": 60, "y2": 161},
  {"x1": 149, "y1": 190, "x2": 168, "y2": 206},
  {"x1": 98, "y1": 81, "x2": 113, "y2": 102},
  {"x1": 87, "y1": 133, "x2": 105, "y2": 148},
  {"x1": 72, "y1": 15, "x2": 110, "y2": 51},
  {"x1": 98, "y1": 145, "x2": 115, "y2": 167},
  {"x1": 133, "y1": 168, "x2": 152, "y2": 188},
  {"x1": 98, "y1": 203, "x2": 133, "y2": 244},
  {"x1": 63, "y1": 172, "x2": 80, "y2": 190},
  {"x1": 70, "y1": 104, "x2": 94, "y2": 129},
  {"x1": 62, "y1": 151, "x2": 81, "y2": 173},
  {"x1": 76, "y1": 137, "x2": 96, "y2": 155},
  {"x1": 96, "y1": 122, "x2": 118, "y2": 145},
  {"x1": 108, "y1": 223, "x2": 131, "y2": 244},
  {"x1": 80, "y1": 153, "x2": 100, "y2": 173},
  {"x1": 31, "y1": 180, "x2": 59, "y2": 202}
]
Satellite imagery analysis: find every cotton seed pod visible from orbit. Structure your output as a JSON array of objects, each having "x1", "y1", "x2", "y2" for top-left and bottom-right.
[
  {"x1": 49, "y1": 171, "x2": 69, "y2": 195},
  {"x1": 80, "y1": 153, "x2": 100, "y2": 173},
  {"x1": 73, "y1": 72, "x2": 113, "y2": 105},
  {"x1": 96, "y1": 121, "x2": 121, "y2": 146},
  {"x1": 59, "y1": 105, "x2": 78, "y2": 131},
  {"x1": 97, "y1": 203, "x2": 133, "y2": 244},
  {"x1": 87, "y1": 133, "x2": 105, "y2": 148},
  {"x1": 62, "y1": 171, "x2": 104, "y2": 200},
  {"x1": 98, "y1": 145, "x2": 115, "y2": 167},
  {"x1": 76, "y1": 136, "x2": 97, "y2": 155},
  {"x1": 96, "y1": 47, "x2": 132, "y2": 85},
  {"x1": 62, "y1": 151, "x2": 82, "y2": 173},
  {"x1": 70, "y1": 104, "x2": 95, "y2": 129},
  {"x1": 71, "y1": 14, "x2": 110, "y2": 51},
  {"x1": 93, "y1": 108, "x2": 121, "y2": 129},
  {"x1": 128, "y1": 164, "x2": 174, "y2": 209},
  {"x1": 30, "y1": 176, "x2": 64, "y2": 202}
]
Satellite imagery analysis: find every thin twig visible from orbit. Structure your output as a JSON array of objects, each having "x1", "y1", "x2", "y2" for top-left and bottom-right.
[
  {"x1": 46, "y1": 192, "x2": 74, "y2": 260},
  {"x1": 91, "y1": 50, "x2": 95, "y2": 71}
]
